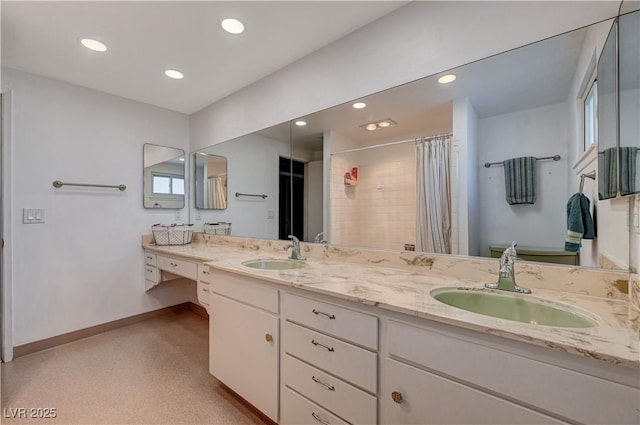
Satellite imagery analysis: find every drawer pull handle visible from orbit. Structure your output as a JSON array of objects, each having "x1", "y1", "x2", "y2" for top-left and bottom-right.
[
  {"x1": 265, "y1": 333, "x2": 273, "y2": 342},
  {"x1": 202, "y1": 288, "x2": 210, "y2": 293},
  {"x1": 311, "y1": 412, "x2": 330, "y2": 425},
  {"x1": 312, "y1": 309, "x2": 335, "y2": 320},
  {"x1": 392, "y1": 391, "x2": 404, "y2": 404},
  {"x1": 170, "y1": 262, "x2": 178, "y2": 267},
  {"x1": 312, "y1": 376, "x2": 335, "y2": 391},
  {"x1": 311, "y1": 340, "x2": 334, "y2": 352},
  {"x1": 146, "y1": 256, "x2": 153, "y2": 260},
  {"x1": 147, "y1": 269, "x2": 153, "y2": 273},
  {"x1": 202, "y1": 271, "x2": 210, "y2": 275}
]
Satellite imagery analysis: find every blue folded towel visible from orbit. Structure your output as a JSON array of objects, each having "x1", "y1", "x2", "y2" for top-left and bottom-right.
[
  {"x1": 619, "y1": 146, "x2": 637, "y2": 195},
  {"x1": 503, "y1": 156, "x2": 536, "y2": 205},
  {"x1": 565, "y1": 193, "x2": 595, "y2": 252}
]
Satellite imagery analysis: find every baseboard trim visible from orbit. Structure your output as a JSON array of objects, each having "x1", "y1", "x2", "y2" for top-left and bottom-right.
[{"x1": 13, "y1": 302, "x2": 204, "y2": 359}]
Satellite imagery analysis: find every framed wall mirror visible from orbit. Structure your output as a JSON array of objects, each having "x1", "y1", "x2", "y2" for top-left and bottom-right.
[
  {"x1": 143, "y1": 143, "x2": 185, "y2": 209},
  {"x1": 194, "y1": 153, "x2": 228, "y2": 209}
]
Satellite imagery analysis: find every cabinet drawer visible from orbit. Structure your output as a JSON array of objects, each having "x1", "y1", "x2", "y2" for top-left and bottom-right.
[
  {"x1": 281, "y1": 386, "x2": 349, "y2": 425},
  {"x1": 157, "y1": 255, "x2": 197, "y2": 280},
  {"x1": 283, "y1": 354, "x2": 377, "y2": 425},
  {"x1": 383, "y1": 358, "x2": 563, "y2": 424},
  {"x1": 144, "y1": 251, "x2": 157, "y2": 266},
  {"x1": 210, "y1": 269, "x2": 278, "y2": 314},
  {"x1": 387, "y1": 320, "x2": 640, "y2": 424},
  {"x1": 198, "y1": 264, "x2": 213, "y2": 284},
  {"x1": 197, "y1": 281, "x2": 210, "y2": 306},
  {"x1": 282, "y1": 292, "x2": 377, "y2": 349},
  {"x1": 144, "y1": 265, "x2": 159, "y2": 283},
  {"x1": 283, "y1": 321, "x2": 377, "y2": 393}
]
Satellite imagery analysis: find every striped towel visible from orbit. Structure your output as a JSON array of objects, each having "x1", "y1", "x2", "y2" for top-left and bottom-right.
[
  {"x1": 503, "y1": 156, "x2": 536, "y2": 205},
  {"x1": 598, "y1": 148, "x2": 617, "y2": 199},
  {"x1": 620, "y1": 146, "x2": 637, "y2": 195}
]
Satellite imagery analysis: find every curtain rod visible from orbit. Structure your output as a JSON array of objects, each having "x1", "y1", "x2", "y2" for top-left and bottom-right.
[
  {"x1": 332, "y1": 132, "x2": 453, "y2": 155},
  {"x1": 483, "y1": 155, "x2": 561, "y2": 168}
]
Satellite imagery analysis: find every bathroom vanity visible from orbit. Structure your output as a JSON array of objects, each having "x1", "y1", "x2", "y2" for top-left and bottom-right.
[{"x1": 142, "y1": 235, "x2": 639, "y2": 425}]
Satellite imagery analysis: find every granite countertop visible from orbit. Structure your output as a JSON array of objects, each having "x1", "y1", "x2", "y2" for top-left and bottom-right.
[{"x1": 143, "y1": 237, "x2": 639, "y2": 369}]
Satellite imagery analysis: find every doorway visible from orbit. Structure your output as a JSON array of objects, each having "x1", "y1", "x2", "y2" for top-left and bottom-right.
[{"x1": 279, "y1": 157, "x2": 304, "y2": 240}]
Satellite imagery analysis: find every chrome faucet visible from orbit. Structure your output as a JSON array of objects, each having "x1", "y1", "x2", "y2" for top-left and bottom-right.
[
  {"x1": 314, "y1": 232, "x2": 327, "y2": 244},
  {"x1": 284, "y1": 235, "x2": 306, "y2": 260},
  {"x1": 485, "y1": 242, "x2": 531, "y2": 294}
]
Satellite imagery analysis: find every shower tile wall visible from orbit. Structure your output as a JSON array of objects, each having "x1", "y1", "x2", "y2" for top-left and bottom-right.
[{"x1": 330, "y1": 152, "x2": 416, "y2": 250}]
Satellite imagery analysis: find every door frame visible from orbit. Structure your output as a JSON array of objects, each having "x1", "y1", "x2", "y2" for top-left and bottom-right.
[{"x1": 2, "y1": 92, "x2": 14, "y2": 362}]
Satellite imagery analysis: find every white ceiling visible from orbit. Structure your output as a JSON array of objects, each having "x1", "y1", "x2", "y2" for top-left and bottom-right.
[
  {"x1": 1, "y1": 1, "x2": 406, "y2": 114},
  {"x1": 257, "y1": 22, "x2": 598, "y2": 151}
]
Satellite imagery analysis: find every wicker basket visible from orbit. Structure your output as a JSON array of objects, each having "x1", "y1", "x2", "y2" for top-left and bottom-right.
[
  {"x1": 203, "y1": 222, "x2": 232, "y2": 235},
  {"x1": 152, "y1": 224, "x2": 194, "y2": 246}
]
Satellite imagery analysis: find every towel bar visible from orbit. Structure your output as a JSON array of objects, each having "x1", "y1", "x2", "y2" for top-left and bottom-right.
[{"x1": 484, "y1": 155, "x2": 561, "y2": 168}]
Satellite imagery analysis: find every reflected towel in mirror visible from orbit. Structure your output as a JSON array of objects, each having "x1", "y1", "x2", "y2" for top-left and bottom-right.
[{"x1": 503, "y1": 156, "x2": 536, "y2": 205}]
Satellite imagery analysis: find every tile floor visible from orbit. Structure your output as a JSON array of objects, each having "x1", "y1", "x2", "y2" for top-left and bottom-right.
[{"x1": 1, "y1": 310, "x2": 269, "y2": 424}]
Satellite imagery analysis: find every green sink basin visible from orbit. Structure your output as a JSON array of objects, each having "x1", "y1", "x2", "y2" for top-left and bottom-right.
[
  {"x1": 241, "y1": 259, "x2": 306, "y2": 270},
  {"x1": 431, "y1": 289, "x2": 597, "y2": 328}
]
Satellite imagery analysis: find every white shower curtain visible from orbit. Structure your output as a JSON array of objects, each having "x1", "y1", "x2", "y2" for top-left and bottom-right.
[
  {"x1": 206, "y1": 176, "x2": 227, "y2": 209},
  {"x1": 416, "y1": 134, "x2": 452, "y2": 254}
]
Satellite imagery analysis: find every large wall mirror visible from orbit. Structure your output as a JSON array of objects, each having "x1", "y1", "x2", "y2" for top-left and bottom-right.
[
  {"x1": 191, "y1": 13, "x2": 638, "y2": 271},
  {"x1": 143, "y1": 143, "x2": 185, "y2": 209}
]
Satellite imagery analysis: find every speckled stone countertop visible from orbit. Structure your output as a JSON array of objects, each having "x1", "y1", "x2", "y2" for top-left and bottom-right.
[{"x1": 143, "y1": 235, "x2": 639, "y2": 369}]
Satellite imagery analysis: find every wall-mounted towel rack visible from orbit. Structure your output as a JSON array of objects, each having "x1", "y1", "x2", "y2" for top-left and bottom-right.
[
  {"x1": 235, "y1": 192, "x2": 267, "y2": 199},
  {"x1": 484, "y1": 155, "x2": 561, "y2": 168},
  {"x1": 579, "y1": 171, "x2": 597, "y2": 194},
  {"x1": 53, "y1": 180, "x2": 127, "y2": 191}
]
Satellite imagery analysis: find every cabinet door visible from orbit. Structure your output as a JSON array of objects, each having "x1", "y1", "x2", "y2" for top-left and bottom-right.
[
  {"x1": 210, "y1": 294, "x2": 279, "y2": 422},
  {"x1": 383, "y1": 358, "x2": 564, "y2": 425}
]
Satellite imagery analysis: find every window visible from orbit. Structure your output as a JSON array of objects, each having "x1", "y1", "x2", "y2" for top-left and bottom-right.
[
  {"x1": 583, "y1": 79, "x2": 597, "y2": 151},
  {"x1": 152, "y1": 173, "x2": 184, "y2": 196}
]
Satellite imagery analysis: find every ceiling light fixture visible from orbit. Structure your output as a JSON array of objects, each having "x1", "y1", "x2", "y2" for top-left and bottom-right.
[
  {"x1": 164, "y1": 69, "x2": 184, "y2": 80},
  {"x1": 295, "y1": 120, "x2": 307, "y2": 126},
  {"x1": 80, "y1": 38, "x2": 107, "y2": 52},
  {"x1": 222, "y1": 18, "x2": 245, "y2": 34},
  {"x1": 353, "y1": 102, "x2": 366, "y2": 109},
  {"x1": 438, "y1": 74, "x2": 457, "y2": 84},
  {"x1": 361, "y1": 118, "x2": 397, "y2": 132}
]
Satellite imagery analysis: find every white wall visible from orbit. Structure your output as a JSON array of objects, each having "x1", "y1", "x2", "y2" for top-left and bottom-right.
[
  {"x1": 191, "y1": 133, "x2": 289, "y2": 239},
  {"x1": 2, "y1": 68, "x2": 192, "y2": 346},
  {"x1": 190, "y1": 2, "x2": 618, "y2": 152},
  {"x1": 477, "y1": 102, "x2": 570, "y2": 253}
]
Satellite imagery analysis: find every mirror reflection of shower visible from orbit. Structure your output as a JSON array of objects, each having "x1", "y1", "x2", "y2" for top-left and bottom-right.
[{"x1": 194, "y1": 153, "x2": 228, "y2": 209}]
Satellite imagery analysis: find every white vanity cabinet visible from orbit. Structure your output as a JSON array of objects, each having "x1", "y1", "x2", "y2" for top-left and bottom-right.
[
  {"x1": 143, "y1": 250, "x2": 159, "y2": 290},
  {"x1": 196, "y1": 264, "x2": 212, "y2": 312},
  {"x1": 280, "y1": 292, "x2": 378, "y2": 425},
  {"x1": 208, "y1": 269, "x2": 280, "y2": 423},
  {"x1": 143, "y1": 250, "x2": 200, "y2": 291},
  {"x1": 382, "y1": 319, "x2": 640, "y2": 425}
]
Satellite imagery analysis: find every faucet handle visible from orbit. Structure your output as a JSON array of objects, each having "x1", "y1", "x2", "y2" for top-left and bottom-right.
[{"x1": 287, "y1": 234, "x2": 300, "y2": 244}]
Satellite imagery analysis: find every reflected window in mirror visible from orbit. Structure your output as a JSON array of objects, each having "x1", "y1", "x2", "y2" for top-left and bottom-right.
[
  {"x1": 194, "y1": 153, "x2": 228, "y2": 209},
  {"x1": 143, "y1": 143, "x2": 185, "y2": 209},
  {"x1": 583, "y1": 79, "x2": 597, "y2": 151}
]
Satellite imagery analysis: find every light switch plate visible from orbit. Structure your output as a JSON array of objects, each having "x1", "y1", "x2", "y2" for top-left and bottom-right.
[{"x1": 23, "y1": 208, "x2": 45, "y2": 224}]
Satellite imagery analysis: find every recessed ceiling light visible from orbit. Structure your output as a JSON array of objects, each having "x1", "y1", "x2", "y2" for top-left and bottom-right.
[
  {"x1": 365, "y1": 123, "x2": 378, "y2": 131},
  {"x1": 222, "y1": 18, "x2": 245, "y2": 34},
  {"x1": 353, "y1": 102, "x2": 366, "y2": 109},
  {"x1": 80, "y1": 38, "x2": 107, "y2": 52},
  {"x1": 438, "y1": 74, "x2": 457, "y2": 84},
  {"x1": 164, "y1": 69, "x2": 184, "y2": 80},
  {"x1": 295, "y1": 120, "x2": 307, "y2": 126},
  {"x1": 378, "y1": 120, "x2": 392, "y2": 128}
]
